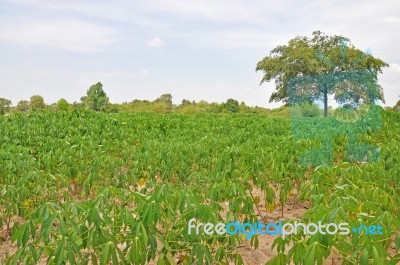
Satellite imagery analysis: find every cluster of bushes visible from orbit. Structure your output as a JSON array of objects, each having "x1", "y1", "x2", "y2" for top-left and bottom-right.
[
  {"x1": 116, "y1": 96, "x2": 271, "y2": 115},
  {"x1": 290, "y1": 103, "x2": 324, "y2": 117}
]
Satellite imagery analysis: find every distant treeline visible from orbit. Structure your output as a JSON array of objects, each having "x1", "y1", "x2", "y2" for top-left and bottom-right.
[
  {"x1": 0, "y1": 93, "x2": 278, "y2": 115},
  {"x1": 1, "y1": 81, "x2": 399, "y2": 116}
]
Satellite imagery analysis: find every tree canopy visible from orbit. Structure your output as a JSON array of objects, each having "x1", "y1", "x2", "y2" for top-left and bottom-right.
[
  {"x1": 225, "y1": 98, "x2": 239, "y2": 113},
  {"x1": 56, "y1": 98, "x2": 70, "y2": 111},
  {"x1": 0, "y1": 98, "x2": 11, "y2": 115},
  {"x1": 17, "y1": 100, "x2": 29, "y2": 112},
  {"x1": 85, "y1": 82, "x2": 109, "y2": 111},
  {"x1": 256, "y1": 31, "x2": 388, "y2": 116},
  {"x1": 30, "y1": 95, "x2": 45, "y2": 111}
]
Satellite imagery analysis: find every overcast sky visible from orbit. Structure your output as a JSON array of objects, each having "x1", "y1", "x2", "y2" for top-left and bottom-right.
[{"x1": 0, "y1": 0, "x2": 399, "y2": 108}]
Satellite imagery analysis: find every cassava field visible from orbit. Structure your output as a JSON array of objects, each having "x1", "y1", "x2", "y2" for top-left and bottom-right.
[{"x1": 0, "y1": 110, "x2": 399, "y2": 265}]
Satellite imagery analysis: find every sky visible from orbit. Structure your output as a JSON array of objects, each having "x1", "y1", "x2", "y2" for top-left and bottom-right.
[{"x1": 0, "y1": 0, "x2": 399, "y2": 108}]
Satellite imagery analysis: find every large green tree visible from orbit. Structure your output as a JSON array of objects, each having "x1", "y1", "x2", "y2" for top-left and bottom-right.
[
  {"x1": 256, "y1": 31, "x2": 388, "y2": 116},
  {"x1": 85, "y1": 82, "x2": 109, "y2": 111},
  {"x1": 0, "y1": 98, "x2": 12, "y2": 115}
]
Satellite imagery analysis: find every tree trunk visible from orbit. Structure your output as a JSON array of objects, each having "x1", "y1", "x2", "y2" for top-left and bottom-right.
[{"x1": 324, "y1": 91, "x2": 328, "y2": 117}]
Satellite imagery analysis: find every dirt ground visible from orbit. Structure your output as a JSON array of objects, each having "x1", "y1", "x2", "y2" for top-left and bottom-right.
[{"x1": 231, "y1": 185, "x2": 342, "y2": 265}]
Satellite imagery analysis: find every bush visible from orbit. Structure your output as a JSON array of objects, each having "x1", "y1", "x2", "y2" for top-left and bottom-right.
[
  {"x1": 301, "y1": 103, "x2": 322, "y2": 117},
  {"x1": 290, "y1": 104, "x2": 322, "y2": 117},
  {"x1": 56, "y1": 99, "x2": 70, "y2": 111},
  {"x1": 175, "y1": 105, "x2": 203, "y2": 114}
]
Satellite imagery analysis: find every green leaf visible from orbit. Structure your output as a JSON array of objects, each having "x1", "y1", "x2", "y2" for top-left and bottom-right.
[
  {"x1": 166, "y1": 254, "x2": 177, "y2": 265},
  {"x1": 138, "y1": 222, "x2": 148, "y2": 246},
  {"x1": 157, "y1": 254, "x2": 165, "y2": 265},
  {"x1": 54, "y1": 240, "x2": 65, "y2": 265},
  {"x1": 372, "y1": 246, "x2": 384, "y2": 265},
  {"x1": 67, "y1": 242, "x2": 77, "y2": 265},
  {"x1": 265, "y1": 253, "x2": 287, "y2": 265},
  {"x1": 236, "y1": 254, "x2": 244, "y2": 265},
  {"x1": 360, "y1": 248, "x2": 369, "y2": 265},
  {"x1": 29, "y1": 244, "x2": 39, "y2": 262},
  {"x1": 100, "y1": 242, "x2": 111, "y2": 265},
  {"x1": 395, "y1": 234, "x2": 400, "y2": 252}
]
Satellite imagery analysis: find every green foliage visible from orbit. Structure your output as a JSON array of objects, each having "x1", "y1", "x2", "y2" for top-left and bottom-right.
[
  {"x1": 256, "y1": 31, "x2": 388, "y2": 116},
  {"x1": 119, "y1": 99, "x2": 170, "y2": 113},
  {"x1": 117, "y1": 96, "x2": 269, "y2": 115},
  {"x1": 174, "y1": 99, "x2": 203, "y2": 114},
  {"x1": 394, "y1": 99, "x2": 400, "y2": 112},
  {"x1": 1, "y1": 110, "x2": 398, "y2": 264},
  {"x1": 56, "y1": 98, "x2": 70, "y2": 111},
  {"x1": 154, "y1": 94, "x2": 173, "y2": 112},
  {"x1": 224, "y1": 98, "x2": 239, "y2": 113},
  {"x1": 0, "y1": 97, "x2": 12, "y2": 115},
  {"x1": 85, "y1": 82, "x2": 109, "y2": 111},
  {"x1": 291, "y1": 103, "x2": 322, "y2": 117},
  {"x1": 175, "y1": 104, "x2": 203, "y2": 114},
  {"x1": 106, "y1": 103, "x2": 119, "y2": 113},
  {"x1": 29, "y1": 95, "x2": 46, "y2": 111},
  {"x1": 16, "y1": 100, "x2": 29, "y2": 112}
]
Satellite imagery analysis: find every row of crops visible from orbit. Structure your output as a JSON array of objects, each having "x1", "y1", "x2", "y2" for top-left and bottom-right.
[{"x1": 0, "y1": 110, "x2": 399, "y2": 264}]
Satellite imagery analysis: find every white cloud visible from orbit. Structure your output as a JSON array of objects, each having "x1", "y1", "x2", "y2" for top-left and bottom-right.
[
  {"x1": 79, "y1": 78, "x2": 92, "y2": 86},
  {"x1": 383, "y1": 16, "x2": 400, "y2": 25},
  {"x1": 146, "y1": 0, "x2": 286, "y2": 23},
  {"x1": 0, "y1": 18, "x2": 119, "y2": 52},
  {"x1": 147, "y1": 37, "x2": 165, "y2": 47},
  {"x1": 215, "y1": 83, "x2": 227, "y2": 89},
  {"x1": 140, "y1": 70, "x2": 150, "y2": 76},
  {"x1": 0, "y1": 0, "x2": 170, "y2": 30},
  {"x1": 390, "y1": 63, "x2": 400, "y2": 73},
  {"x1": 379, "y1": 64, "x2": 400, "y2": 106}
]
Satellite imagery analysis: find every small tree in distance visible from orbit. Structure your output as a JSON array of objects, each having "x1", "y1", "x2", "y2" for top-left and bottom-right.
[
  {"x1": 17, "y1": 100, "x2": 29, "y2": 112},
  {"x1": 0, "y1": 98, "x2": 12, "y2": 115},
  {"x1": 56, "y1": 98, "x2": 70, "y2": 111},
  {"x1": 154, "y1": 94, "x2": 173, "y2": 111},
  {"x1": 85, "y1": 82, "x2": 109, "y2": 111},
  {"x1": 30, "y1": 95, "x2": 45, "y2": 111},
  {"x1": 225, "y1": 98, "x2": 239, "y2": 113}
]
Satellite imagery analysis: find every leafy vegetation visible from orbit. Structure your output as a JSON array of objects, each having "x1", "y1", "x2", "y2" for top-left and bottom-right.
[
  {"x1": 83, "y1": 82, "x2": 109, "y2": 112},
  {"x1": 0, "y1": 109, "x2": 399, "y2": 264},
  {"x1": 16, "y1": 100, "x2": 29, "y2": 113},
  {"x1": 394, "y1": 99, "x2": 400, "y2": 112},
  {"x1": 0, "y1": 98, "x2": 11, "y2": 115},
  {"x1": 29, "y1": 95, "x2": 46, "y2": 111},
  {"x1": 56, "y1": 99, "x2": 70, "y2": 112}
]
